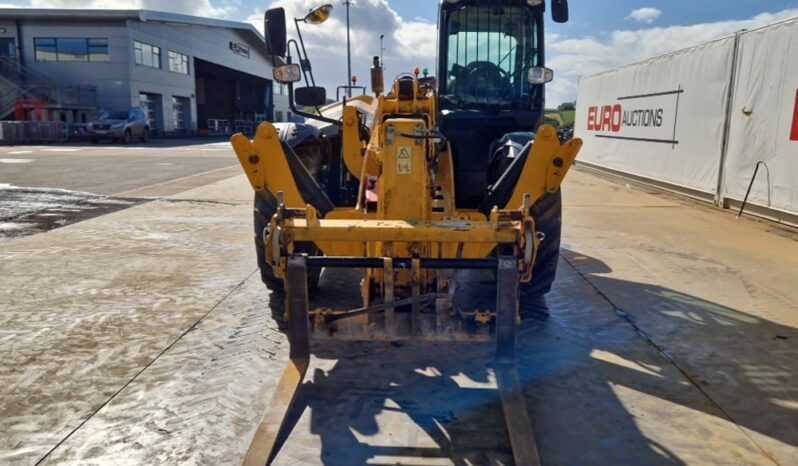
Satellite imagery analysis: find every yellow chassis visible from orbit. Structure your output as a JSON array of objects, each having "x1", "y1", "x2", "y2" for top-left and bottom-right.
[{"x1": 232, "y1": 120, "x2": 581, "y2": 287}]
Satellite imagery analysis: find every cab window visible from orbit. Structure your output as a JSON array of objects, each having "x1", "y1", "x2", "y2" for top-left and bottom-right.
[{"x1": 443, "y1": 6, "x2": 538, "y2": 106}]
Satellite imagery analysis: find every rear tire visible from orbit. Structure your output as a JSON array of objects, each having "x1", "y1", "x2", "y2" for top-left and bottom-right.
[
  {"x1": 254, "y1": 193, "x2": 321, "y2": 293},
  {"x1": 520, "y1": 190, "x2": 562, "y2": 318}
]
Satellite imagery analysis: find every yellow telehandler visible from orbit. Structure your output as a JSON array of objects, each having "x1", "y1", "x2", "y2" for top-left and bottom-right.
[{"x1": 231, "y1": 1, "x2": 581, "y2": 464}]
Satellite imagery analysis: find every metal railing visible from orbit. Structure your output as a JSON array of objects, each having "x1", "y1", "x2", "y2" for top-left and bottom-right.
[
  {"x1": 0, "y1": 121, "x2": 68, "y2": 144},
  {"x1": 206, "y1": 119, "x2": 231, "y2": 136},
  {"x1": 0, "y1": 56, "x2": 97, "y2": 119}
]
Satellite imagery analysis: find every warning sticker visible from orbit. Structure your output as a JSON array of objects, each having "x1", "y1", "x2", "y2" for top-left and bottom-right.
[{"x1": 397, "y1": 146, "x2": 412, "y2": 175}]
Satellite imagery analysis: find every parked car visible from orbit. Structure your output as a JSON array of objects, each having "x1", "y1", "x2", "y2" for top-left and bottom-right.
[{"x1": 88, "y1": 108, "x2": 151, "y2": 143}]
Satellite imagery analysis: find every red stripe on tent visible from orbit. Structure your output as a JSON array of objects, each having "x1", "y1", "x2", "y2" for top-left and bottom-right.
[{"x1": 791, "y1": 89, "x2": 798, "y2": 141}]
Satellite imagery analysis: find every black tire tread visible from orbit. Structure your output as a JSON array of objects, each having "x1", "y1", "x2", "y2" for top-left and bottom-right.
[{"x1": 520, "y1": 190, "x2": 562, "y2": 311}]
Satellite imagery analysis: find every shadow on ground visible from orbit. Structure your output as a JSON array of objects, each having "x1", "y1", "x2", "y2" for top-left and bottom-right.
[{"x1": 263, "y1": 250, "x2": 794, "y2": 465}]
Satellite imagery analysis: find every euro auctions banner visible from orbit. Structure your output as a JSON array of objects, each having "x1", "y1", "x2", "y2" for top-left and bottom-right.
[
  {"x1": 575, "y1": 37, "x2": 736, "y2": 194},
  {"x1": 723, "y1": 18, "x2": 798, "y2": 217},
  {"x1": 585, "y1": 89, "x2": 681, "y2": 146}
]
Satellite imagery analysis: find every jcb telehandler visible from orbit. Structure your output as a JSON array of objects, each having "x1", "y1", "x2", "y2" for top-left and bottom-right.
[{"x1": 231, "y1": 1, "x2": 581, "y2": 464}]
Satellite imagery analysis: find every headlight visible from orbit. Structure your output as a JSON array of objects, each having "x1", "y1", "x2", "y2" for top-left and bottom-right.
[
  {"x1": 273, "y1": 64, "x2": 301, "y2": 84},
  {"x1": 528, "y1": 67, "x2": 554, "y2": 85},
  {"x1": 111, "y1": 122, "x2": 125, "y2": 129}
]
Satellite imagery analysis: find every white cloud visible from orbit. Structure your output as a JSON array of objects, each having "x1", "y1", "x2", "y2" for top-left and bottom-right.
[
  {"x1": 546, "y1": 8, "x2": 798, "y2": 106},
  {"x1": 627, "y1": 7, "x2": 662, "y2": 24},
  {"x1": 262, "y1": 0, "x2": 436, "y2": 96},
  {"x1": 27, "y1": 0, "x2": 233, "y2": 17},
  {"x1": 6, "y1": 0, "x2": 798, "y2": 110}
]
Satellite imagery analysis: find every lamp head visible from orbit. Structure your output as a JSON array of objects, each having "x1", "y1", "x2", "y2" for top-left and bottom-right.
[{"x1": 301, "y1": 4, "x2": 333, "y2": 24}]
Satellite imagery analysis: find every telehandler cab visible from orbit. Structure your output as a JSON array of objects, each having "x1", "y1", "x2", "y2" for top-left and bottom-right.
[{"x1": 231, "y1": 1, "x2": 581, "y2": 464}]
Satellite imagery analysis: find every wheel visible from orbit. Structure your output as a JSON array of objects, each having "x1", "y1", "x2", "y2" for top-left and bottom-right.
[
  {"x1": 123, "y1": 129, "x2": 132, "y2": 144},
  {"x1": 254, "y1": 192, "x2": 322, "y2": 293},
  {"x1": 520, "y1": 190, "x2": 562, "y2": 318},
  {"x1": 140, "y1": 127, "x2": 149, "y2": 142}
]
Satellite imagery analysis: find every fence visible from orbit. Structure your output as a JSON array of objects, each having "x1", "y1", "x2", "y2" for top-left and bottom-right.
[
  {"x1": 575, "y1": 17, "x2": 798, "y2": 223},
  {"x1": 0, "y1": 121, "x2": 69, "y2": 144}
]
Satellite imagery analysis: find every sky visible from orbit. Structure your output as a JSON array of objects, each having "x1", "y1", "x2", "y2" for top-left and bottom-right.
[{"x1": 5, "y1": 0, "x2": 798, "y2": 105}]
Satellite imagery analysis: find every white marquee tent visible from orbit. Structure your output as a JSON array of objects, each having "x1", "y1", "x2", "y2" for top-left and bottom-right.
[{"x1": 575, "y1": 17, "x2": 798, "y2": 222}]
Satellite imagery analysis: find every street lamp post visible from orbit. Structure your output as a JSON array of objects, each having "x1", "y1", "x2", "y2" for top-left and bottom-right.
[
  {"x1": 380, "y1": 34, "x2": 384, "y2": 68},
  {"x1": 344, "y1": 0, "x2": 352, "y2": 97},
  {"x1": 292, "y1": 4, "x2": 334, "y2": 88},
  {"x1": 290, "y1": 4, "x2": 333, "y2": 114}
]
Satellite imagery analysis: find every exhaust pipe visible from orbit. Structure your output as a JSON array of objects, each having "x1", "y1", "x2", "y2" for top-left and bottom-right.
[{"x1": 371, "y1": 56, "x2": 384, "y2": 96}]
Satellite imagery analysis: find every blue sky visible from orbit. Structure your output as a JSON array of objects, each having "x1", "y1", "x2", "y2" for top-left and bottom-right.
[
  {"x1": 9, "y1": 0, "x2": 798, "y2": 104},
  {"x1": 255, "y1": 0, "x2": 798, "y2": 105},
  {"x1": 384, "y1": 1, "x2": 798, "y2": 34}
]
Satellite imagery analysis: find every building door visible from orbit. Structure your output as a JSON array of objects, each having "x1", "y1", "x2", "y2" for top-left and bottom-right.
[
  {"x1": 171, "y1": 96, "x2": 191, "y2": 136},
  {"x1": 139, "y1": 92, "x2": 164, "y2": 135},
  {"x1": 0, "y1": 38, "x2": 16, "y2": 59}
]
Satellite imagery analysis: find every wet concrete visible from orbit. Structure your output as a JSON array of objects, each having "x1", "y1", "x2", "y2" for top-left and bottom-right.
[
  {"x1": 560, "y1": 168, "x2": 798, "y2": 464},
  {"x1": 0, "y1": 176, "x2": 254, "y2": 464},
  {"x1": 0, "y1": 166, "x2": 796, "y2": 465},
  {"x1": 0, "y1": 141, "x2": 242, "y2": 242},
  {"x1": 0, "y1": 184, "x2": 145, "y2": 242}
]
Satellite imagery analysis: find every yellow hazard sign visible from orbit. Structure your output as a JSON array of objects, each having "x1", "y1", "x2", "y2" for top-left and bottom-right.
[{"x1": 397, "y1": 146, "x2": 412, "y2": 175}]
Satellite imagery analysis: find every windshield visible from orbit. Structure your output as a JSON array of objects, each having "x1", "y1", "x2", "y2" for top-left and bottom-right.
[
  {"x1": 442, "y1": 6, "x2": 539, "y2": 107},
  {"x1": 99, "y1": 111, "x2": 129, "y2": 120}
]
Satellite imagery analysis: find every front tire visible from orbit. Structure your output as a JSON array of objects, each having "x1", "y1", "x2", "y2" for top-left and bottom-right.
[
  {"x1": 122, "y1": 129, "x2": 132, "y2": 144},
  {"x1": 140, "y1": 127, "x2": 149, "y2": 142},
  {"x1": 520, "y1": 190, "x2": 562, "y2": 317},
  {"x1": 254, "y1": 193, "x2": 321, "y2": 293}
]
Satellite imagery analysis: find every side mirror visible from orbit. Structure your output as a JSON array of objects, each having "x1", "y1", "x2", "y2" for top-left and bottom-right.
[
  {"x1": 264, "y1": 8, "x2": 287, "y2": 57},
  {"x1": 295, "y1": 86, "x2": 327, "y2": 107},
  {"x1": 552, "y1": 0, "x2": 569, "y2": 23},
  {"x1": 528, "y1": 67, "x2": 554, "y2": 85},
  {"x1": 274, "y1": 64, "x2": 302, "y2": 83}
]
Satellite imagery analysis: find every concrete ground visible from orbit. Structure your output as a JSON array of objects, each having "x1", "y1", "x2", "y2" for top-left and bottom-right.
[
  {"x1": 0, "y1": 140, "x2": 240, "y2": 241},
  {"x1": 0, "y1": 153, "x2": 796, "y2": 465},
  {"x1": 0, "y1": 140, "x2": 238, "y2": 195}
]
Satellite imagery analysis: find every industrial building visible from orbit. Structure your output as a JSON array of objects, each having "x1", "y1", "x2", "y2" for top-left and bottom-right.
[{"x1": 0, "y1": 9, "x2": 291, "y2": 137}]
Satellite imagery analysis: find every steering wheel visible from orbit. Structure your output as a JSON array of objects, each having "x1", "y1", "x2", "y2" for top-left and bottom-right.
[{"x1": 464, "y1": 61, "x2": 509, "y2": 98}]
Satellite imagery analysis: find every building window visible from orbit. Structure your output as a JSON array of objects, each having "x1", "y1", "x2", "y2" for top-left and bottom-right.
[
  {"x1": 134, "y1": 40, "x2": 160, "y2": 68},
  {"x1": 88, "y1": 38, "x2": 109, "y2": 61},
  {"x1": 168, "y1": 51, "x2": 189, "y2": 75},
  {"x1": 34, "y1": 38, "x2": 56, "y2": 61},
  {"x1": 56, "y1": 38, "x2": 87, "y2": 61},
  {"x1": 34, "y1": 38, "x2": 109, "y2": 62}
]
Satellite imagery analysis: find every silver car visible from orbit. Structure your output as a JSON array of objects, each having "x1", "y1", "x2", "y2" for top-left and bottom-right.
[{"x1": 88, "y1": 108, "x2": 151, "y2": 143}]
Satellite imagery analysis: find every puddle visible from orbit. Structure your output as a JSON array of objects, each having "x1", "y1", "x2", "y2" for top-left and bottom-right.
[{"x1": 0, "y1": 184, "x2": 147, "y2": 241}]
